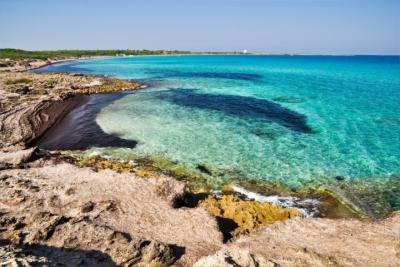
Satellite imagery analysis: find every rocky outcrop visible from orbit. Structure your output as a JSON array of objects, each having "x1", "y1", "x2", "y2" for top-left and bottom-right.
[
  {"x1": 199, "y1": 195, "x2": 301, "y2": 237},
  {"x1": 197, "y1": 212, "x2": 400, "y2": 267},
  {"x1": 0, "y1": 71, "x2": 140, "y2": 151},
  {"x1": 0, "y1": 162, "x2": 223, "y2": 266},
  {"x1": 1, "y1": 154, "x2": 400, "y2": 266},
  {"x1": 0, "y1": 147, "x2": 37, "y2": 168},
  {"x1": 0, "y1": 211, "x2": 176, "y2": 266},
  {"x1": 0, "y1": 95, "x2": 84, "y2": 150}
]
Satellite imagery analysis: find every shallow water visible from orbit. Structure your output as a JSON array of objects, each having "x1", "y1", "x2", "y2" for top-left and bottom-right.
[{"x1": 36, "y1": 55, "x2": 400, "y2": 213}]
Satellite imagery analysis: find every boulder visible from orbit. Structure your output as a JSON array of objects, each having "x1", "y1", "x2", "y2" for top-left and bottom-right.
[{"x1": 0, "y1": 147, "x2": 37, "y2": 166}]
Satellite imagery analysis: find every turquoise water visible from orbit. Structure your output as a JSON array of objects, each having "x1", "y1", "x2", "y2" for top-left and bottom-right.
[{"x1": 38, "y1": 55, "x2": 400, "y2": 213}]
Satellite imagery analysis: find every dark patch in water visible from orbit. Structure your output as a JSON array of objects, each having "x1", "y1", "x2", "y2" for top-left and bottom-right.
[
  {"x1": 373, "y1": 116, "x2": 400, "y2": 126},
  {"x1": 34, "y1": 93, "x2": 137, "y2": 150},
  {"x1": 334, "y1": 175, "x2": 346, "y2": 181},
  {"x1": 152, "y1": 89, "x2": 313, "y2": 133},
  {"x1": 250, "y1": 128, "x2": 280, "y2": 139},
  {"x1": 196, "y1": 163, "x2": 213, "y2": 176},
  {"x1": 146, "y1": 70, "x2": 263, "y2": 81},
  {"x1": 272, "y1": 95, "x2": 306, "y2": 104}
]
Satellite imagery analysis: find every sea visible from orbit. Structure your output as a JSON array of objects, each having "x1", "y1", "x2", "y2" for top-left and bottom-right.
[{"x1": 35, "y1": 55, "x2": 400, "y2": 216}]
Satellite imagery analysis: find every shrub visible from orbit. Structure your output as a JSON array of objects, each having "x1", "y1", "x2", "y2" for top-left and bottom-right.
[{"x1": 5, "y1": 78, "x2": 33, "y2": 85}]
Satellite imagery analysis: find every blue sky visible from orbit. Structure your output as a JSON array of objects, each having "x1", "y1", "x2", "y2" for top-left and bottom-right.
[{"x1": 0, "y1": 0, "x2": 399, "y2": 54}]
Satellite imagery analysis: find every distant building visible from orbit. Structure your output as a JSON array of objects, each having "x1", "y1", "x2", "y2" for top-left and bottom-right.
[{"x1": 243, "y1": 49, "x2": 248, "y2": 54}]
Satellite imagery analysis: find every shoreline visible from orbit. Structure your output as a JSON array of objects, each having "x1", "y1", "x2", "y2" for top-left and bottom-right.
[
  {"x1": 9, "y1": 58, "x2": 395, "y2": 220},
  {"x1": 1, "y1": 59, "x2": 399, "y2": 266},
  {"x1": 17, "y1": 53, "x2": 398, "y2": 72}
]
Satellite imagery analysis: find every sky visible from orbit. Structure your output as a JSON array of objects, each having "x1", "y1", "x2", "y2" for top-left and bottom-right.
[{"x1": 0, "y1": 0, "x2": 399, "y2": 54}]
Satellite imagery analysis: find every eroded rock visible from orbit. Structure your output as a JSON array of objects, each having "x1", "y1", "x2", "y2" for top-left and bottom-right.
[
  {"x1": 0, "y1": 147, "x2": 37, "y2": 166},
  {"x1": 193, "y1": 248, "x2": 279, "y2": 267},
  {"x1": 0, "y1": 71, "x2": 140, "y2": 151},
  {"x1": 199, "y1": 195, "x2": 302, "y2": 237}
]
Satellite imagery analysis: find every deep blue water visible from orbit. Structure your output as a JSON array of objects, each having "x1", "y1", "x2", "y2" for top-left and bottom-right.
[{"x1": 36, "y1": 55, "x2": 400, "y2": 213}]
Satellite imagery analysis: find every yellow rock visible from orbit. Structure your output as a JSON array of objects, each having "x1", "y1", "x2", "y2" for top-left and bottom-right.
[
  {"x1": 199, "y1": 195, "x2": 301, "y2": 236},
  {"x1": 78, "y1": 156, "x2": 133, "y2": 173}
]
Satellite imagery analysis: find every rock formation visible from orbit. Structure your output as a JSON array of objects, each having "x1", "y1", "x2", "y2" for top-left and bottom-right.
[{"x1": 0, "y1": 71, "x2": 140, "y2": 151}]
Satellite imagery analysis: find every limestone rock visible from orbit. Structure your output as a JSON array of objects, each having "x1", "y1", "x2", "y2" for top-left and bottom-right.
[
  {"x1": 193, "y1": 248, "x2": 278, "y2": 267},
  {"x1": 0, "y1": 147, "x2": 37, "y2": 165},
  {"x1": 0, "y1": 71, "x2": 140, "y2": 150},
  {"x1": 0, "y1": 242, "x2": 49, "y2": 267},
  {"x1": 199, "y1": 195, "x2": 301, "y2": 236},
  {"x1": 80, "y1": 201, "x2": 95, "y2": 213}
]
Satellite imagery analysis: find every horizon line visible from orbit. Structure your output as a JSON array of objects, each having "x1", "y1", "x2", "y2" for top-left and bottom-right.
[{"x1": 1, "y1": 48, "x2": 399, "y2": 57}]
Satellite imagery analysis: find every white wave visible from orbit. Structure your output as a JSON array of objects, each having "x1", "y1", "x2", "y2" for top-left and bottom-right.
[{"x1": 231, "y1": 185, "x2": 320, "y2": 217}]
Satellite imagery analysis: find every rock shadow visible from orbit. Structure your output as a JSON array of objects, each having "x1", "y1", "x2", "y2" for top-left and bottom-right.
[
  {"x1": 0, "y1": 239, "x2": 117, "y2": 267},
  {"x1": 173, "y1": 192, "x2": 209, "y2": 208},
  {"x1": 33, "y1": 92, "x2": 138, "y2": 150},
  {"x1": 151, "y1": 88, "x2": 313, "y2": 133},
  {"x1": 216, "y1": 217, "x2": 239, "y2": 243},
  {"x1": 170, "y1": 244, "x2": 186, "y2": 261}
]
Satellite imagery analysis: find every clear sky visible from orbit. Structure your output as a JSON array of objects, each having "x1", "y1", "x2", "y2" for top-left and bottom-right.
[{"x1": 0, "y1": 0, "x2": 399, "y2": 54}]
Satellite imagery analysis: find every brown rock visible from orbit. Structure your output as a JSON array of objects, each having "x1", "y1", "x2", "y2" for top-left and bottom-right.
[
  {"x1": 193, "y1": 248, "x2": 279, "y2": 267},
  {"x1": 0, "y1": 147, "x2": 37, "y2": 165},
  {"x1": 26, "y1": 212, "x2": 70, "y2": 243},
  {"x1": 81, "y1": 201, "x2": 95, "y2": 213}
]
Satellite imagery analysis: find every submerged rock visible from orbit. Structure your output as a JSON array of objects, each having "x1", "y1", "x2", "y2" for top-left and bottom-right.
[
  {"x1": 272, "y1": 95, "x2": 305, "y2": 103},
  {"x1": 196, "y1": 163, "x2": 213, "y2": 176}
]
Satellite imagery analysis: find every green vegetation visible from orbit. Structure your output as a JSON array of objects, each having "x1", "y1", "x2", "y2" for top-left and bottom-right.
[
  {"x1": 44, "y1": 78, "x2": 58, "y2": 88},
  {"x1": 0, "y1": 48, "x2": 192, "y2": 60},
  {"x1": 5, "y1": 78, "x2": 33, "y2": 85},
  {"x1": 0, "y1": 48, "x2": 247, "y2": 61}
]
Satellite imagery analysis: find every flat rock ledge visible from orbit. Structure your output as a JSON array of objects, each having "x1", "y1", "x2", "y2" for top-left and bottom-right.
[
  {"x1": 0, "y1": 162, "x2": 223, "y2": 266},
  {"x1": 0, "y1": 213, "x2": 176, "y2": 267},
  {"x1": 194, "y1": 212, "x2": 400, "y2": 267}
]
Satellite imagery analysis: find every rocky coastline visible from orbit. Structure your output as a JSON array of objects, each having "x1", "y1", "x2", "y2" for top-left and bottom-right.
[{"x1": 0, "y1": 60, "x2": 399, "y2": 266}]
